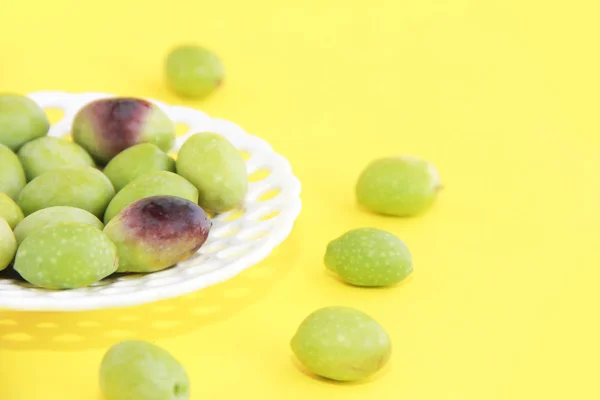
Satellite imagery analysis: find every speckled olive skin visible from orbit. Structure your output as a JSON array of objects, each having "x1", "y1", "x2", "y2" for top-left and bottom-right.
[
  {"x1": 176, "y1": 133, "x2": 247, "y2": 213},
  {"x1": 13, "y1": 223, "x2": 118, "y2": 289},
  {"x1": 100, "y1": 340, "x2": 190, "y2": 400},
  {"x1": 291, "y1": 306, "x2": 392, "y2": 382},
  {"x1": 17, "y1": 166, "x2": 115, "y2": 218},
  {"x1": 102, "y1": 143, "x2": 175, "y2": 192},
  {"x1": 17, "y1": 136, "x2": 95, "y2": 180},
  {"x1": 13, "y1": 206, "x2": 103, "y2": 245},
  {"x1": 325, "y1": 227, "x2": 413, "y2": 287}
]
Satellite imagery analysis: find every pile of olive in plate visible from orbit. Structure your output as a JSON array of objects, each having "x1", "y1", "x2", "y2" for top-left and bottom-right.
[{"x1": 0, "y1": 92, "x2": 248, "y2": 289}]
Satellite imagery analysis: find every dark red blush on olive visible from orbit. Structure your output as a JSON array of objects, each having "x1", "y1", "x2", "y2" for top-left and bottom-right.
[
  {"x1": 88, "y1": 98, "x2": 153, "y2": 155},
  {"x1": 120, "y1": 195, "x2": 211, "y2": 248}
]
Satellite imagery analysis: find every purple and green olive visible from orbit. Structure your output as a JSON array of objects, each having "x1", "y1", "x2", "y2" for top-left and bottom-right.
[
  {"x1": 104, "y1": 195, "x2": 211, "y2": 273},
  {"x1": 72, "y1": 97, "x2": 176, "y2": 164},
  {"x1": 103, "y1": 171, "x2": 197, "y2": 224}
]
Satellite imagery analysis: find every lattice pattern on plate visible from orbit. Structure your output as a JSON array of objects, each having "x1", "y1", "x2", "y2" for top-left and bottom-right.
[{"x1": 0, "y1": 91, "x2": 302, "y2": 312}]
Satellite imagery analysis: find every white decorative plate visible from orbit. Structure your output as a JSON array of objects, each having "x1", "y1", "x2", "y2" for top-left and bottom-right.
[{"x1": 0, "y1": 91, "x2": 302, "y2": 312}]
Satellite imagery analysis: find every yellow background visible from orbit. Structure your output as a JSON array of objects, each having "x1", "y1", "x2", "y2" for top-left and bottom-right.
[{"x1": 1, "y1": 0, "x2": 599, "y2": 399}]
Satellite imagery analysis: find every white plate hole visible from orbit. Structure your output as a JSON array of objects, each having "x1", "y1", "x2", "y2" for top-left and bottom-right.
[
  {"x1": 249, "y1": 168, "x2": 271, "y2": 182},
  {"x1": 257, "y1": 188, "x2": 281, "y2": 202}
]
